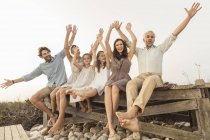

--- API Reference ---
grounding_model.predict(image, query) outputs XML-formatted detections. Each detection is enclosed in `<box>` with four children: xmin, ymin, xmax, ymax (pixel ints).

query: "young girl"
<box><xmin>104</xmin><ymin>21</ymin><xmax>137</xmax><ymax>139</ymax></box>
<box><xmin>66</xmin><ymin>29</ymin><xmax>110</xmax><ymax>108</ymax></box>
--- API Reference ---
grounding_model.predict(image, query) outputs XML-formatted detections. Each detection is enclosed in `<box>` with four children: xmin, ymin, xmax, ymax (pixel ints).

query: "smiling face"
<box><xmin>41</xmin><ymin>49</ymin><xmax>52</xmax><ymax>62</ymax></box>
<box><xmin>82</xmin><ymin>53</ymin><xmax>92</xmax><ymax>66</ymax></box>
<box><xmin>114</xmin><ymin>40</ymin><xmax>124</xmax><ymax>54</ymax></box>
<box><xmin>143</xmin><ymin>31</ymin><xmax>155</xmax><ymax>48</ymax></box>
<box><xmin>71</xmin><ymin>45</ymin><xmax>80</xmax><ymax>56</ymax></box>
<box><xmin>97</xmin><ymin>51</ymin><xmax>106</xmax><ymax>63</ymax></box>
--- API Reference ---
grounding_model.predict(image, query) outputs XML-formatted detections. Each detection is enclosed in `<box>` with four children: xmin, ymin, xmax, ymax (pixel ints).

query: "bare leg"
<box><xmin>48</xmin><ymin>88</ymin><xmax>67</xmax><ymax>134</ymax></box>
<box><xmin>86</xmin><ymin>98</ymin><xmax>92</xmax><ymax>113</ymax></box>
<box><xmin>104</xmin><ymin>86</ymin><xmax>115</xmax><ymax>137</ymax></box>
<box><xmin>30</xmin><ymin>87</ymin><xmax>54</xmax><ymax>120</ymax></box>
<box><xmin>50</xmin><ymin>87</ymin><xmax>60</xmax><ymax>114</ymax></box>
<box><xmin>79</xmin><ymin>101</ymin><xmax>86</xmax><ymax>112</ymax></box>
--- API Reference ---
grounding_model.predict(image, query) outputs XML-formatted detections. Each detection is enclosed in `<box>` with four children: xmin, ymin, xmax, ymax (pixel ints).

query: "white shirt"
<box><xmin>135</xmin><ymin>34</ymin><xmax>177</xmax><ymax>75</ymax></box>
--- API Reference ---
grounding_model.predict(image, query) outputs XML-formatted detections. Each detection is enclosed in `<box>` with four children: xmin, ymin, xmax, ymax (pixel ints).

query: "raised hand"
<box><xmin>185</xmin><ymin>2</ymin><xmax>202</xmax><ymax>19</ymax></box>
<box><xmin>66</xmin><ymin>24</ymin><xmax>72</xmax><ymax>34</ymax></box>
<box><xmin>72</xmin><ymin>25</ymin><xmax>78</xmax><ymax>34</ymax></box>
<box><xmin>114</xmin><ymin>20</ymin><xmax>122</xmax><ymax>30</ymax></box>
<box><xmin>109</xmin><ymin>23</ymin><xmax>115</xmax><ymax>30</ymax></box>
<box><xmin>99</xmin><ymin>28</ymin><xmax>104</xmax><ymax>35</ymax></box>
<box><xmin>0</xmin><ymin>79</ymin><xmax>13</xmax><ymax>89</ymax></box>
<box><xmin>126</xmin><ymin>23</ymin><xmax>132</xmax><ymax>31</ymax></box>
<box><xmin>91</xmin><ymin>43</ymin><xmax>97</xmax><ymax>56</ymax></box>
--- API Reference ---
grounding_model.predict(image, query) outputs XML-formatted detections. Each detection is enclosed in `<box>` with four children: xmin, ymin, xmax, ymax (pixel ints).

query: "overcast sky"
<box><xmin>0</xmin><ymin>0</ymin><xmax>209</xmax><ymax>102</ymax></box>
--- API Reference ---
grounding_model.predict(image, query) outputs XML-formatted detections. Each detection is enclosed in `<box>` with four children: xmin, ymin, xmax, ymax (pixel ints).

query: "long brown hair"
<box><xmin>113</xmin><ymin>38</ymin><xmax>128</xmax><ymax>60</ymax></box>
<box><xmin>96</xmin><ymin>51</ymin><xmax>106</xmax><ymax>72</ymax></box>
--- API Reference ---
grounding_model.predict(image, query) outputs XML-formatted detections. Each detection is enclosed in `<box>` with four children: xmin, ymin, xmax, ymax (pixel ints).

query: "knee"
<box><xmin>112</xmin><ymin>85</ymin><xmax>119</xmax><ymax>93</ymax></box>
<box><xmin>127</xmin><ymin>80</ymin><xmax>137</xmax><ymax>90</ymax></box>
<box><xmin>146</xmin><ymin>75</ymin><xmax>158</xmax><ymax>82</ymax></box>
<box><xmin>29</xmin><ymin>95</ymin><xmax>37</xmax><ymax>104</ymax></box>
<box><xmin>50</xmin><ymin>92</ymin><xmax>56</xmax><ymax>100</ymax></box>
<box><xmin>59</xmin><ymin>88</ymin><xmax>66</xmax><ymax>96</ymax></box>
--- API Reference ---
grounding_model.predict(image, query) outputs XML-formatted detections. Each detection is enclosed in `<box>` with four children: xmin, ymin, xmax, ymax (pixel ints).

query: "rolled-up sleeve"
<box><xmin>22</xmin><ymin>66</ymin><xmax>42</xmax><ymax>81</ymax></box>
<box><xmin>159</xmin><ymin>34</ymin><xmax>177</xmax><ymax>53</ymax></box>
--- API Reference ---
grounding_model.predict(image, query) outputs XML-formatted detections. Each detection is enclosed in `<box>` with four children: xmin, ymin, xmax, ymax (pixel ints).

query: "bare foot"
<box><xmin>80</xmin><ymin>107</ymin><xmax>86</xmax><ymax>112</ymax></box>
<box><xmin>103</xmin><ymin>123</ymin><xmax>109</xmax><ymax>130</ymax></box>
<box><xmin>86</xmin><ymin>107</ymin><xmax>92</xmax><ymax>113</ymax></box>
<box><xmin>120</xmin><ymin>118</ymin><xmax>140</xmax><ymax>132</ymax></box>
<box><xmin>116</xmin><ymin>107</ymin><xmax>139</xmax><ymax>121</ymax></box>
<box><xmin>49</xmin><ymin>114</ymin><xmax>58</xmax><ymax>125</ymax></box>
<box><xmin>48</xmin><ymin>120</ymin><xmax>64</xmax><ymax>134</ymax></box>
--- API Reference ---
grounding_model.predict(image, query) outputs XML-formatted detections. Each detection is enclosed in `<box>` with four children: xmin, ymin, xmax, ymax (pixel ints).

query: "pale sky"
<box><xmin>0</xmin><ymin>0</ymin><xmax>209</xmax><ymax>102</ymax></box>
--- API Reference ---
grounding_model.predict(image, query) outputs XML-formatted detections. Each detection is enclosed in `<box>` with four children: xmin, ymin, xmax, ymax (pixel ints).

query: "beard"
<box><xmin>45</xmin><ymin>55</ymin><xmax>52</xmax><ymax>62</ymax></box>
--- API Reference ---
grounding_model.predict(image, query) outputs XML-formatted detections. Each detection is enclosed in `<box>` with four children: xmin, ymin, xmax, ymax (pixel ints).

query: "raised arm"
<box><xmin>91</xmin><ymin>43</ymin><xmax>97</xmax><ymax>69</ymax></box>
<box><xmin>99</xmin><ymin>35</ymin><xmax>110</xmax><ymax>69</ymax></box>
<box><xmin>126</xmin><ymin>23</ymin><xmax>137</xmax><ymax>61</ymax></box>
<box><xmin>172</xmin><ymin>2</ymin><xmax>202</xmax><ymax>36</ymax></box>
<box><xmin>64</xmin><ymin>25</ymin><xmax>77</xmax><ymax>62</ymax></box>
<box><xmin>114</xmin><ymin>21</ymin><xmax>129</xmax><ymax>42</ymax></box>
<box><xmin>105</xmin><ymin>24</ymin><xmax>114</xmax><ymax>60</ymax></box>
<box><xmin>0</xmin><ymin>78</ymin><xmax>24</xmax><ymax>89</ymax></box>
<box><xmin>72</xmin><ymin>48</ymin><xmax>83</xmax><ymax>70</ymax></box>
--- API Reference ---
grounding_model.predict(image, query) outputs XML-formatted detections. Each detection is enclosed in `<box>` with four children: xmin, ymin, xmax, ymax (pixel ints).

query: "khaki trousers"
<box><xmin>126</xmin><ymin>72</ymin><xmax>163</xmax><ymax>112</ymax></box>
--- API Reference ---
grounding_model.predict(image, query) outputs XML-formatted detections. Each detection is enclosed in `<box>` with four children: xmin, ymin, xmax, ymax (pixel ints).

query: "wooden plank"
<box><xmin>43</xmin><ymin>112</ymin><xmax>48</xmax><ymax>128</ymax></box>
<box><xmin>196</xmin><ymin>99</ymin><xmax>210</xmax><ymax>140</ymax></box>
<box><xmin>150</xmin><ymin>89</ymin><xmax>202</xmax><ymax>100</ymax></box>
<box><xmin>10</xmin><ymin>125</ymin><xmax>21</xmax><ymax>140</ymax></box>
<box><xmin>139</xmin><ymin>121</ymin><xmax>203</xmax><ymax>140</ymax></box>
<box><xmin>16</xmin><ymin>124</ymin><xmax>29</xmax><ymax>140</ymax></box>
<box><xmin>141</xmin><ymin>100</ymin><xmax>198</xmax><ymax>116</ymax></box>
<box><xmin>66</xmin><ymin>106</ymin><xmax>107</xmax><ymax>122</ymax></box>
<box><xmin>0</xmin><ymin>127</ymin><xmax>5</xmax><ymax>140</ymax></box>
<box><xmin>5</xmin><ymin>126</ymin><xmax>12</xmax><ymax>140</ymax></box>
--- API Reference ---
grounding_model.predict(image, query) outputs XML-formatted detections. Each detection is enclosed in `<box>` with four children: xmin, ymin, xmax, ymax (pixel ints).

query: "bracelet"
<box><xmin>12</xmin><ymin>80</ymin><xmax>15</xmax><ymax>84</ymax></box>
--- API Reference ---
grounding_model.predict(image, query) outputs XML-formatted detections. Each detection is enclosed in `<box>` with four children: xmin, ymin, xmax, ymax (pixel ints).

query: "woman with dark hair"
<box><xmin>104</xmin><ymin>21</ymin><xmax>137</xmax><ymax>139</ymax></box>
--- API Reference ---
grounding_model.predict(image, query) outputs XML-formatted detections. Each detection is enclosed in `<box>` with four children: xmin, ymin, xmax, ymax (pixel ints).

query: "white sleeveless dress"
<box><xmin>62</xmin><ymin>59</ymin><xmax>82</xmax><ymax>87</ymax></box>
<box><xmin>75</xmin><ymin>67</ymin><xmax>110</xmax><ymax>96</ymax></box>
<box><xmin>71</xmin><ymin>66</ymin><xmax>95</xmax><ymax>88</ymax></box>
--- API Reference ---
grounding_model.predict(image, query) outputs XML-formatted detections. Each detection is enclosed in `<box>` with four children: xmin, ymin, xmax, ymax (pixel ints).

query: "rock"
<box><xmin>84</xmin><ymin>132</ymin><xmax>93</xmax><ymax>139</ymax></box>
<box><xmin>97</xmin><ymin>135</ymin><xmax>108</xmax><ymax>140</ymax></box>
<box><xmin>30</xmin><ymin>125</ymin><xmax>43</xmax><ymax>131</ymax></box>
<box><xmin>90</xmin><ymin>126</ymin><xmax>102</xmax><ymax>134</ymax></box>
<box><xmin>59</xmin><ymin>137</ymin><xmax>68</xmax><ymax>140</ymax></box>
<box><xmin>165</xmin><ymin>138</ymin><xmax>170</xmax><ymax>140</ymax></box>
<box><xmin>69</xmin><ymin>135</ymin><xmax>78</xmax><ymax>140</ymax></box>
<box><xmin>80</xmin><ymin>137</ymin><xmax>88</xmax><ymax>140</ymax></box>
<box><xmin>141</xmin><ymin>136</ymin><xmax>150</xmax><ymax>140</ymax></box>
<box><xmin>60</xmin><ymin>129</ymin><xmax>69</xmax><ymax>137</ymax></box>
<box><xmin>30</xmin><ymin>131</ymin><xmax>41</xmax><ymax>136</ymax></box>
<box><xmin>53</xmin><ymin>134</ymin><xmax>61</xmax><ymax>140</ymax></box>
<box><xmin>82</xmin><ymin>127</ymin><xmax>90</xmax><ymax>133</ymax></box>
<box><xmin>29</xmin><ymin>135</ymin><xmax>44</xmax><ymax>140</ymax></box>
<box><xmin>44</xmin><ymin>134</ymin><xmax>53</xmax><ymax>139</ymax></box>
<box><xmin>45</xmin><ymin>138</ymin><xmax>54</xmax><ymax>140</ymax></box>
<box><xmin>184</xmin><ymin>122</ymin><xmax>190</xmax><ymax>127</ymax></box>
<box><xmin>117</xmin><ymin>131</ymin><xmax>126</xmax><ymax>139</ymax></box>
<box><xmin>132</xmin><ymin>132</ymin><xmax>141</xmax><ymax>140</ymax></box>
<box><xmin>122</xmin><ymin>135</ymin><xmax>133</xmax><ymax>140</ymax></box>
<box><xmin>74</xmin><ymin>132</ymin><xmax>84</xmax><ymax>139</ymax></box>
<box><xmin>68</xmin><ymin>131</ymin><xmax>74</xmax><ymax>138</ymax></box>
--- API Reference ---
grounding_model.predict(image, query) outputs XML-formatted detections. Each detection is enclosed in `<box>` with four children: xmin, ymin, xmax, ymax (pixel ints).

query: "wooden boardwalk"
<box><xmin>0</xmin><ymin>124</ymin><xmax>29</xmax><ymax>140</ymax></box>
